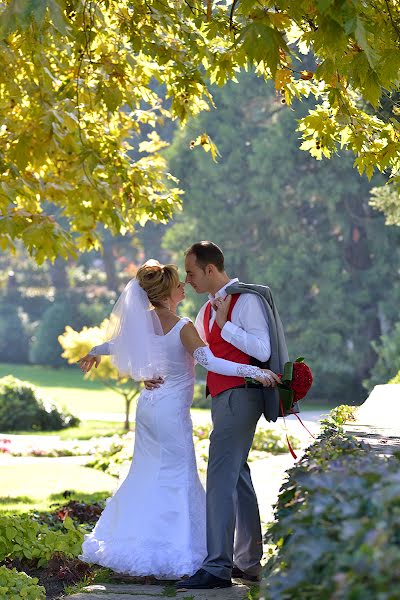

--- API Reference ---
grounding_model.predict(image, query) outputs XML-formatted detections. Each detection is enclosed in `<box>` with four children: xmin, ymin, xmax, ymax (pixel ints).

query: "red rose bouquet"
<box><xmin>277</xmin><ymin>357</ymin><xmax>314</xmax><ymax>459</ymax></box>
<box><xmin>277</xmin><ymin>357</ymin><xmax>313</xmax><ymax>416</ymax></box>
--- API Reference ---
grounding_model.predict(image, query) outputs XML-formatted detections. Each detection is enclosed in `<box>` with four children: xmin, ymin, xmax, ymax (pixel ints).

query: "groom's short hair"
<box><xmin>185</xmin><ymin>241</ymin><xmax>225</xmax><ymax>272</ymax></box>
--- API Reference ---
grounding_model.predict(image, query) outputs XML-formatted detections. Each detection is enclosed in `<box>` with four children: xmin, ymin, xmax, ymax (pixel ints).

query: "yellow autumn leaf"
<box><xmin>275</xmin><ymin>68</ymin><xmax>292</xmax><ymax>90</ymax></box>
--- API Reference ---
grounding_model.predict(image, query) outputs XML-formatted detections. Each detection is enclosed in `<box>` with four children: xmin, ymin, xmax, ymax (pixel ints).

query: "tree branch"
<box><xmin>384</xmin><ymin>0</ymin><xmax>400</xmax><ymax>41</ymax></box>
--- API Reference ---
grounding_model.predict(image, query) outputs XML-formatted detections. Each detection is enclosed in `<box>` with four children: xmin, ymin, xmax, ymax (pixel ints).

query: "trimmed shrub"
<box><xmin>0</xmin><ymin>565</ymin><xmax>45</xmax><ymax>600</ymax></box>
<box><xmin>261</xmin><ymin>423</ymin><xmax>400</xmax><ymax>600</ymax></box>
<box><xmin>0</xmin><ymin>376</ymin><xmax>79</xmax><ymax>431</ymax></box>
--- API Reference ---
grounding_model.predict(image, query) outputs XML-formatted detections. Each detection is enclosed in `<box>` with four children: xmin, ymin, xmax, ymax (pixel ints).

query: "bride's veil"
<box><xmin>105</xmin><ymin>278</ymin><xmax>167</xmax><ymax>381</ymax></box>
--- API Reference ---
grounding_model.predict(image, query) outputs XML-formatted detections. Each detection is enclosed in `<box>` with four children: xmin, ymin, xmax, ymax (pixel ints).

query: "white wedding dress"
<box><xmin>80</xmin><ymin>315</ymin><xmax>268</xmax><ymax>579</ymax></box>
<box><xmin>81</xmin><ymin>318</ymin><xmax>206</xmax><ymax>578</ymax></box>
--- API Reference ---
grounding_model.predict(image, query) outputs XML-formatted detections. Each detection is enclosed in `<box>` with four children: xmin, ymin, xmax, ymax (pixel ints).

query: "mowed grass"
<box><xmin>0</xmin><ymin>462</ymin><xmax>116</xmax><ymax>514</ymax></box>
<box><xmin>0</xmin><ymin>363</ymin><xmax>212</xmax><ymax>425</ymax></box>
<box><xmin>0</xmin><ymin>363</ymin><xmax>128</xmax><ymax>415</ymax></box>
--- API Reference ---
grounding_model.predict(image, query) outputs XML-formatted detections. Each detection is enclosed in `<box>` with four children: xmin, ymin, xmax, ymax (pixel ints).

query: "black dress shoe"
<box><xmin>231</xmin><ymin>565</ymin><xmax>261</xmax><ymax>582</ymax></box>
<box><xmin>175</xmin><ymin>568</ymin><xmax>232</xmax><ymax>589</ymax></box>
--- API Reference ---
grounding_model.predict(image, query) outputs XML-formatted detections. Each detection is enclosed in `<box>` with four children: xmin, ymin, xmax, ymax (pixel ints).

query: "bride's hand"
<box><xmin>254</xmin><ymin>369</ymin><xmax>281</xmax><ymax>387</ymax></box>
<box><xmin>144</xmin><ymin>377</ymin><xmax>164</xmax><ymax>390</ymax></box>
<box><xmin>78</xmin><ymin>354</ymin><xmax>101</xmax><ymax>373</ymax></box>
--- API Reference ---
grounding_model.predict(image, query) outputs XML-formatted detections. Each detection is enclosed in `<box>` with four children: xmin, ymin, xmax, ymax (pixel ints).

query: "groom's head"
<box><xmin>185</xmin><ymin>241</ymin><xmax>229</xmax><ymax>294</ymax></box>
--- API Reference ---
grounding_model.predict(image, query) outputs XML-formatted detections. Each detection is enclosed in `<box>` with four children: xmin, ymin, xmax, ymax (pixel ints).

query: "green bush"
<box><xmin>0</xmin><ymin>565</ymin><xmax>45</xmax><ymax>600</ymax></box>
<box><xmin>363</xmin><ymin>320</ymin><xmax>400</xmax><ymax>391</ymax></box>
<box><xmin>19</xmin><ymin>294</ymin><xmax>52</xmax><ymax>322</ymax></box>
<box><xmin>29</xmin><ymin>297</ymin><xmax>87</xmax><ymax>367</ymax></box>
<box><xmin>0</xmin><ymin>302</ymin><xmax>29</xmax><ymax>364</ymax></box>
<box><xmin>76</xmin><ymin>298</ymin><xmax>114</xmax><ymax>327</ymax></box>
<box><xmin>0</xmin><ymin>376</ymin><xmax>79</xmax><ymax>431</ymax></box>
<box><xmin>389</xmin><ymin>370</ymin><xmax>400</xmax><ymax>384</ymax></box>
<box><xmin>320</xmin><ymin>403</ymin><xmax>358</xmax><ymax>427</ymax></box>
<box><xmin>0</xmin><ymin>515</ymin><xmax>84</xmax><ymax>567</ymax></box>
<box><xmin>85</xmin><ymin>433</ymin><xmax>134</xmax><ymax>478</ymax></box>
<box><xmin>192</xmin><ymin>383</ymin><xmax>211</xmax><ymax>409</ymax></box>
<box><xmin>251</xmin><ymin>427</ymin><xmax>300</xmax><ymax>455</ymax></box>
<box><xmin>261</xmin><ymin>423</ymin><xmax>400</xmax><ymax>600</ymax></box>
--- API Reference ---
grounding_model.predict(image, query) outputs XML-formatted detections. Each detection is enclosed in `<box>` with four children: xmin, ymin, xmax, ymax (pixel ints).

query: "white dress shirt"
<box><xmin>195</xmin><ymin>278</ymin><xmax>271</xmax><ymax>363</ymax></box>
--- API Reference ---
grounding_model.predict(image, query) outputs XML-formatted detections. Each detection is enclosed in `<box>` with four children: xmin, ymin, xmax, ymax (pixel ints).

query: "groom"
<box><xmin>181</xmin><ymin>241</ymin><xmax>277</xmax><ymax>589</ymax></box>
<box><xmin>146</xmin><ymin>240</ymin><xmax>282</xmax><ymax>589</ymax></box>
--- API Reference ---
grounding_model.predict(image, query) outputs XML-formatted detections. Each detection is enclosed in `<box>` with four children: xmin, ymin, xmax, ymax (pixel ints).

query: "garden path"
<box><xmin>64</xmin><ymin>582</ymin><xmax>251</xmax><ymax>599</ymax></box>
<box><xmin>63</xmin><ymin>413</ymin><xmax>322</xmax><ymax>599</ymax></box>
<box><xmin>345</xmin><ymin>384</ymin><xmax>400</xmax><ymax>455</ymax></box>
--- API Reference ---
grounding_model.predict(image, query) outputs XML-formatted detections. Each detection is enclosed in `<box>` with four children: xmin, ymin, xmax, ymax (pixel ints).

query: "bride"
<box><xmin>78</xmin><ymin>260</ymin><xmax>278</xmax><ymax>580</ymax></box>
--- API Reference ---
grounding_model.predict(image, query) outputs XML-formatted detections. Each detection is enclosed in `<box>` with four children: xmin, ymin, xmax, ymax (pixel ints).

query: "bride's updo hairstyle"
<box><xmin>136</xmin><ymin>260</ymin><xmax>179</xmax><ymax>307</ymax></box>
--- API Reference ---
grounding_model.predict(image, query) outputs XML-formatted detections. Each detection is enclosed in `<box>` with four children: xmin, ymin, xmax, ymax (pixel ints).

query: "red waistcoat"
<box><xmin>203</xmin><ymin>294</ymin><xmax>250</xmax><ymax>398</ymax></box>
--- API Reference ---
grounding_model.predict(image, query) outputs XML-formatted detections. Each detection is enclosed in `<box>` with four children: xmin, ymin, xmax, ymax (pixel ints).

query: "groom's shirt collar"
<box><xmin>208</xmin><ymin>278</ymin><xmax>239</xmax><ymax>302</ymax></box>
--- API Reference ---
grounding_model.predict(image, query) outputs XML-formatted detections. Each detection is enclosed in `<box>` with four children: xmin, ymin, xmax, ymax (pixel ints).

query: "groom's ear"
<box><xmin>205</xmin><ymin>264</ymin><xmax>215</xmax><ymax>276</ymax></box>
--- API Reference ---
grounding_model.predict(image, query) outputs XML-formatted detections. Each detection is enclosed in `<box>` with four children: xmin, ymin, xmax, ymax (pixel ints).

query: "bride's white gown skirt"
<box><xmin>81</xmin><ymin>319</ymin><xmax>206</xmax><ymax>579</ymax></box>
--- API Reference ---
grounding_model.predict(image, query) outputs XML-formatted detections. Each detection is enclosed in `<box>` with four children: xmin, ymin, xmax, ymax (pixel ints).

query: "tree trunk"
<box><xmin>48</xmin><ymin>258</ymin><xmax>69</xmax><ymax>290</ymax></box>
<box><xmin>103</xmin><ymin>243</ymin><xmax>118</xmax><ymax>293</ymax></box>
<box><xmin>124</xmin><ymin>395</ymin><xmax>131</xmax><ymax>431</ymax></box>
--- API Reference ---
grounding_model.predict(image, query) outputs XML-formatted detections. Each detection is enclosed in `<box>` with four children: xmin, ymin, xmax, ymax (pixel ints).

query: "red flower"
<box><xmin>291</xmin><ymin>361</ymin><xmax>313</xmax><ymax>402</ymax></box>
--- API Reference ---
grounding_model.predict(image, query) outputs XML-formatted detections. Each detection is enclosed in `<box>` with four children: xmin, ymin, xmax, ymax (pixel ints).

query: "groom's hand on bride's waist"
<box><xmin>143</xmin><ymin>377</ymin><xmax>164</xmax><ymax>390</ymax></box>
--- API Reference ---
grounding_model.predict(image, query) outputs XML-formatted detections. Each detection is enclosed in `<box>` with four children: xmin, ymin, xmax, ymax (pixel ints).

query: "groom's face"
<box><xmin>185</xmin><ymin>254</ymin><xmax>210</xmax><ymax>294</ymax></box>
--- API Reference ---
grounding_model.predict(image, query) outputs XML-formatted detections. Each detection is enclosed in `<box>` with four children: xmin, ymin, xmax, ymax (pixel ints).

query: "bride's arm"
<box><xmin>88</xmin><ymin>342</ymin><xmax>112</xmax><ymax>356</ymax></box>
<box><xmin>180</xmin><ymin>322</ymin><xmax>280</xmax><ymax>387</ymax></box>
<box><xmin>78</xmin><ymin>341</ymin><xmax>113</xmax><ymax>374</ymax></box>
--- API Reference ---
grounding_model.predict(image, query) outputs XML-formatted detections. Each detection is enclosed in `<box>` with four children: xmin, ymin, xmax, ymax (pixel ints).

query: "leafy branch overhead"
<box><xmin>1</xmin><ymin>0</ymin><xmax>400</xmax><ymax>262</ymax></box>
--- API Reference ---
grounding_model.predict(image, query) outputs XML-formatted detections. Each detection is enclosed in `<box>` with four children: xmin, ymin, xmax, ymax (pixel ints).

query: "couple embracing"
<box><xmin>78</xmin><ymin>241</ymin><xmax>289</xmax><ymax>589</ymax></box>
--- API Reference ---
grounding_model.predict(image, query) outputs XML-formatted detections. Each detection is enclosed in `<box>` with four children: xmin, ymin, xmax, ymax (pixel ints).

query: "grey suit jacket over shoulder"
<box><xmin>226</xmin><ymin>282</ymin><xmax>291</xmax><ymax>422</ymax></box>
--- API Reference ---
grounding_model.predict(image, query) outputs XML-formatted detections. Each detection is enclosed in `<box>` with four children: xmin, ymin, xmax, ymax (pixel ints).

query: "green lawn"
<box><xmin>0</xmin><ymin>364</ymin><xmax>327</xmax><ymax>515</ymax></box>
<box><xmin>0</xmin><ymin>363</ymin><xmax>129</xmax><ymax>415</ymax></box>
<box><xmin>0</xmin><ymin>462</ymin><xmax>116</xmax><ymax>514</ymax></box>
<box><xmin>0</xmin><ymin>364</ymin><xmax>216</xmax><ymax>426</ymax></box>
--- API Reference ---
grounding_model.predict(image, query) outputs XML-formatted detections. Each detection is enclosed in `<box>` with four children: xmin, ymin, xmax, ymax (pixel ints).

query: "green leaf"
<box><xmin>103</xmin><ymin>84</ymin><xmax>123</xmax><ymax>112</ymax></box>
<box><xmin>354</xmin><ymin>17</ymin><xmax>378</xmax><ymax>68</ymax></box>
<box><xmin>48</xmin><ymin>0</ymin><xmax>71</xmax><ymax>36</ymax></box>
<box><xmin>62</xmin><ymin>516</ymin><xmax>75</xmax><ymax>531</ymax></box>
<box><xmin>282</xmin><ymin>361</ymin><xmax>293</xmax><ymax>382</ymax></box>
<box><xmin>0</xmin><ymin>0</ymin><xmax>48</xmax><ymax>36</ymax></box>
<box><xmin>237</xmin><ymin>23</ymin><xmax>284</xmax><ymax>73</ymax></box>
<box><xmin>316</xmin><ymin>0</ymin><xmax>335</xmax><ymax>12</ymax></box>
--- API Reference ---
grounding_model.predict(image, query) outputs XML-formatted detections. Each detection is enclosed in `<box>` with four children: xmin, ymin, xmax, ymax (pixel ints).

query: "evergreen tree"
<box><xmin>164</xmin><ymin>74</ymin><xmax>400</xmax><ymax>403</ymax></box>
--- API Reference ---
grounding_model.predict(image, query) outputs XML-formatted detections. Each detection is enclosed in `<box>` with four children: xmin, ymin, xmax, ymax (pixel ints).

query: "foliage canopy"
<box><xmin>1</xmin><ymin>0</ymin><xmax>400</xmax><ymax>260</ymax></box>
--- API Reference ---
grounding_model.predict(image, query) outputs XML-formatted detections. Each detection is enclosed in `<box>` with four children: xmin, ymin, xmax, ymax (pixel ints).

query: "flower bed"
<box><xmin>85</xmin><ymin>424</ymin><xmax>300</xmax><ymax>478</ymax></box>
<box><xmin>0</xmin><ymin>431</ymin><xmax>135</xmax><ymax>458</ymax></box>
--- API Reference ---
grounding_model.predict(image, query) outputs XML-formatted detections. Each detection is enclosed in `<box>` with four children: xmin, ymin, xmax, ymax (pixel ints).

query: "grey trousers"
<box><xmin>202</xmin><ymin>387</ymin><xmax>264</xmax><ymax>580</ymax></box>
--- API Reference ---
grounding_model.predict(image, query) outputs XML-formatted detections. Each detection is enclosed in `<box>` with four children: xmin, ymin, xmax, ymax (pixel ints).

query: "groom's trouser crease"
<box><xmin>203</xmin><ymin>387</ymin><xmax>263</xmax><ymax>581</ymax></box>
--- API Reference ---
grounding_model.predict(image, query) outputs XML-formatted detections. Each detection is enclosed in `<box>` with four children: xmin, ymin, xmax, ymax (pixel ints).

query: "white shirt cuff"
<box><xmin>221</xmin><ymin>320</ymin><xmax>240</xmax><ymax>343</ymax></box>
